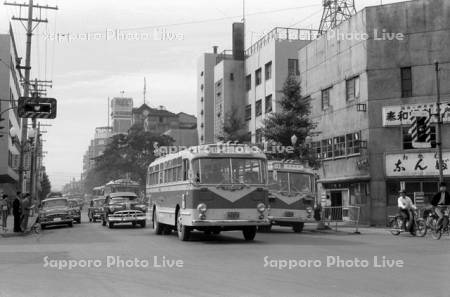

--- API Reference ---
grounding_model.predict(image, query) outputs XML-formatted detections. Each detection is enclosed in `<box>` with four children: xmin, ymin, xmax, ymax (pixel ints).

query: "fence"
<box><xmin>320</xmin><ymin>206</ymin><xmax>361</xmax><ymax>234</ymax></box>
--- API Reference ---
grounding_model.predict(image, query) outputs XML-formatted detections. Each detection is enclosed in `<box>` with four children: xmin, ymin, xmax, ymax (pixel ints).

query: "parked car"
<box><xmin>39</xmin><ymin>198</ymin><xmax>73</xmax><ymax>229</ymax></box>
<box><xmin>101</xmin><ymin>192</ymin><xmax>147</xmax><ymax>228</ymax></box>
<box><xmin>88</xmin><ymin>198</ymin><xmax>105</xmax><ymax>223</ymax></box>
<box><xmin>68</xmin><ymin>199</ymin><xmax>82</xmax><ymax>224</ymax></box>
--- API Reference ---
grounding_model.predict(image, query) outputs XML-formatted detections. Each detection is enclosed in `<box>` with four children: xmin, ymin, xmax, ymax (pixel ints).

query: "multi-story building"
<box><xmin>111</xmin><ymin>97</ymin><xmax>133</xmax><ymax>134</ymax></box>
<box><xmin>0</xmin><ymin>27</ymin><xmax>23</xmax><ymax>196</ymax></box>
<box><xmin>197</xmin><ymin>23</ymin><xmax>317</xmax><ymax>143</ymax></box>
<box><xmin>300</xmin><ymin>0</ymin><xmax>450</xmax><ymax>225</ymax></box>
<box><xmin>82</xmin><ymin>126</ymin><xmax>112</xmax><ymax>175</ymax></box>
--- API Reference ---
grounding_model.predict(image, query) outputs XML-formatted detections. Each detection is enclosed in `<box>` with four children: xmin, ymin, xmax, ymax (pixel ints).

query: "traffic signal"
<box><xmin>18</xmin><ymin>97</ymin><xmax>57</xmax><ymax>119</ymax></box>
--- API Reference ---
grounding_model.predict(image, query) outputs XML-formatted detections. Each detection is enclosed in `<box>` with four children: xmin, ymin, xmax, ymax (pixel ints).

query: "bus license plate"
<box><xmin>284</xmin><ymin>211</ymin><xmax>294</xmax><ymax>217</ymax></box>
<box><xmin>227</xmin><ymin>212</ymin><xmax>240</xmax><ymax>219</ymax></box>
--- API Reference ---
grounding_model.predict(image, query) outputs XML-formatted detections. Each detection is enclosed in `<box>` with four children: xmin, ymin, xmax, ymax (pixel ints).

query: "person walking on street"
<box><xmin>21</xmin><ymin>193</ymin><xmax>31</xmax><ymax>232</ymax></box>
<box><xmin>1</xmin><ymin>194</ymin><xmax>9</xmax><ymax>232</ymax></box>
<box><xmin>13</xmin><ymin>192</ymin><xmax>22</xmax><ymax>232</ymax></box>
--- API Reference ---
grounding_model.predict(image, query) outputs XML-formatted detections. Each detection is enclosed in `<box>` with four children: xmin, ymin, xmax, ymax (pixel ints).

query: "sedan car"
<box><xmin>88</xmin><ymin>198</ymin><xmax>105</xmax><ymax>222</ymax></box>
<box><xmin>39</xmin><ymin>198</ymin><xmax>73</xmax><ymax>228</ymax></box>
<box><xmin>68</xmin><ymin>199</ymin><xmax>82</xmax><ymax>224</ymax></box>
<box><xmin>101</xmin><ymin>192</ymin><xmax>147</xmax><ymax>228</ymax></box>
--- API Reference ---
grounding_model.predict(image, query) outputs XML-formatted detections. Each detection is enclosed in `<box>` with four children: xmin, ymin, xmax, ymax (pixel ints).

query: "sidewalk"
<box><xmin>0</xmin><ymin>213</ymin><xmax>36</xmax><ymax>237</ymax></box>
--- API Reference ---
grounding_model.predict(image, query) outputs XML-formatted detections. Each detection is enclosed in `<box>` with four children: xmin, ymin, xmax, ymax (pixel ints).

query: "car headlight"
<box><xmin>257</xmin><ymin>203</ymin><xmax>266</xmax><ymax>213</ymax></box>
<box><xmin>197</xmin><ymin>203</ymin><xmax>207</xmax><ymax>213</ymax></box>
<box><xmin>306</xmin><ymin>207</ymin><xmax>313</xmax><ymax>214</ymax></box>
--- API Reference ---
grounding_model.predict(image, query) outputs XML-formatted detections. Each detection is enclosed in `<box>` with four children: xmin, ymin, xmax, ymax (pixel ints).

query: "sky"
<box><xmin>0</xmin><ymin>0</ymin><xmax>405</xmax><ymax>190</ymax></box>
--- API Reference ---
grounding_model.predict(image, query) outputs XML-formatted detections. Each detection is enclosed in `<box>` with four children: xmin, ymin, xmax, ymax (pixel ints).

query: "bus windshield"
<box><xmin>192</xmin><ymin>158</ymin><xmax>266</xmax><ymax>185</ymax></box>
<box><xmin>269</xmin><ymin>171</ymin><xmax>312</xmax><ymax>193</ymax></box>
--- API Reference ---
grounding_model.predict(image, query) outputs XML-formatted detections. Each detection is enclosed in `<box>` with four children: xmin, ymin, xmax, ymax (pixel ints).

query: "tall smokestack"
<box><xmin>232</xmin><ymin>22</ymin><xmax>245</xmax><ymax>60</ymax></box>
<box><xmin>213</xmin><ymin>46</ymin><xmax>218</xmax><ymax>54</ymax></box>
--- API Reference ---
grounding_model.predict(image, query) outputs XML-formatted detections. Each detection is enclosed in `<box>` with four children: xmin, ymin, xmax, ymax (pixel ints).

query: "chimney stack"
<box><xmin>213</xmin><ymin>46</ymin><xmax>218</xmax><ymax>54</ymax></box>
<box><xmin>232</xmin><ymin>22</ymin><xmax>245</xmax><ymax>60</ymax></box>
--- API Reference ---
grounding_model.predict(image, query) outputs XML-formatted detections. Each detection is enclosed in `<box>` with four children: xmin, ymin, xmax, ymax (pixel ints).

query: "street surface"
<box><xmin>0</xmin><ymin>211</ymin><xmax>449</xmax><ymax>297</ymax></box>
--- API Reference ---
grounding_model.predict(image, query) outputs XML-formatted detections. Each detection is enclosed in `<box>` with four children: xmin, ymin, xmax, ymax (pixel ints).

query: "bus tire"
<box><xmin>140</xmin><ymin>220</ymin><xmax>146</xmax><ymax>228</ymax></box>
<box><xmin>242</xmin><ymin>226</ymin><xmax>257</xmax><ymax>241</ymax></box>
<box><xmin>293</xmin><ymin>223</ymin><xmax>304</xmax><ymax>233</ymax></box>
<box><xmin>176</xmin><ymin>210</ymin><xmax>190</xmax><ymax>241</ymax></box>
<box><xmin>108</xmin><ymin>222</ymin><xmax>114</xmax><ymax>229</ymax></box>
<box><xmin>153</xmin><ymin>209</ymin><xmax>163</xmax><ymax>235</ymax></box>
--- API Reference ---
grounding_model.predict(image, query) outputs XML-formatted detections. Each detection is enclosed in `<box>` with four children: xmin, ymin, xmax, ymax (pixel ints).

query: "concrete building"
<box><xmin>0</xmin><ymin>27</ymin><xmax>23</xmax><ymax>196</ymax></box>
<box><xmin>197</xmin><ymin>23</ymin><xmax>317</xmax><ymax>143</ymax></box>
<box><xmin>300</xmin><ymin>0</ymin><xmax>450</xmax><ymax>225</ymax></box>
<box><xmin>111</xmin><ymin>97</ymin><xmax>133</xmax><ymax>134</ymax></box>
<box><xmin>82</xmin><ymin>126</ymin><xmax>112</xmax><ymax>175</ymax></box>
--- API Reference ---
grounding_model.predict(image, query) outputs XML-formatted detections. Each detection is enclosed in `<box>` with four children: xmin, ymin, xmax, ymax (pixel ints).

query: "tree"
<box><xmin>39</xmin><ymin>172</ymin><xmax>51</xmax><ymax>201</ymax></box>
<box><xmin>263</xmin><ymin>75</ymin><xmax>318</xmax><ymax>167</ymax></box>
<box><xmin>84</xmin><ymin>125</ymin><xmax>174</xmax><ymax>192</ymax></box>
<box><xmin>217</xmin><ymin>106</ymin><xmax>251</xmax><ymax>143</ymax></box>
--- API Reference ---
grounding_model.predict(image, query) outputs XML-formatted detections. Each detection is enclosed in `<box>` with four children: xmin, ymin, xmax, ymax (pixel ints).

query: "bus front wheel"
<box><xmin>153</xmin><ymin>209</ymin><xmax>164</xmax><ymax>235</ymax></box>
<box><xmin>177</xmin><ymin>210</ymin><xmax>190</xmax><ymax>241</ymax></box>
<box><xmin>242</xmin><ymin>226</ymin><xmax>257</xmax><ymax>241</ymax></box>
<box><xmin>293</xmin><ymin>223</ymin><xmax>304</xmax><ymax>233</ymax></box>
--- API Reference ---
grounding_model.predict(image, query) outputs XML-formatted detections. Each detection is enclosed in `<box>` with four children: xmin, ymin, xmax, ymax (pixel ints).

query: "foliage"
<box><xmin>263</xmin><ymin>75</ymin><xmax>319</xmax><ymax>167</ymax></box>
<box><xmin>217</xmin><ymin>106</ymin><xmax>251</xmax><ymax>143</ymax></box>
<box><xmin>39</xmin><ymin>171</ymin><xmax>51</xmax><ymax>200</ymax></box>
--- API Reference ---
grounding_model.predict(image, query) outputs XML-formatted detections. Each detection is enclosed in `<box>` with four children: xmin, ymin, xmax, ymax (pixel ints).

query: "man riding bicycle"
<box><xmin>430</xmin><ymin>182</ymin><xmax>450</xmax><ymax>229</ymax></box>
<box><xmin>397</xmin><ymin>189</ymin><xmax>416</xmax><ymax>234</ymax></box>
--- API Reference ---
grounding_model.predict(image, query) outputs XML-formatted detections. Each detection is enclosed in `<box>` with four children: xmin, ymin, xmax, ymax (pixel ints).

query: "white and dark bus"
<box><xmin>146</xmin><ymin>144</ymin><xmax>270</xmax><ymax>241</ymax></box>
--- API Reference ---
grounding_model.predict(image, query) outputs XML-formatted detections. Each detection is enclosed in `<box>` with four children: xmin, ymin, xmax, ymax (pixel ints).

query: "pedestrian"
<box><xmin>13</xmin><ymin>192</ymin><xmax>22</xmax><ymax>232</ymax></box>
<box><xmin>21</xmin><ymin>193</ymin><xmax>31</xmax><ymax>232</ymax></box>
<box><xmin>1</xmin><ymin>194</ymin><xmax>8</xmax><ymax>232</ymax></box>
<box><xmin>430</xmin><ymin>182</ymin><xmax>450</xmax><ymax>229</ymax></box>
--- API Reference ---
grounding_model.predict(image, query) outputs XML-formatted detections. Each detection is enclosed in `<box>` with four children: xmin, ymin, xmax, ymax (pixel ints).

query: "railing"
<box><xmin>320</xmin><ymin>206</ymin><xmax>361</xmax><ymax>234</ymax></box>
<box><xmin>245</xmin><ymin>27</ymin><xmax>320</xmax><ymax>57</ymax></box>
<box><xmin>215</xmin><ymin>50</ymin><xmax>234</xmax><ymax>65</ymax></box>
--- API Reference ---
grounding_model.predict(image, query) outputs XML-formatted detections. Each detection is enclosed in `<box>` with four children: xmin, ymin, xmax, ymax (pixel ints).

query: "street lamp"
<box><xmin>28</xmin><ymin>128</ymin><xmax>36</xmax><ymax>139</ymax></box>
<box><xmin>291</xmin><ymin>134</ymin><xmax>298</xmax><ymax>146</ymax></box>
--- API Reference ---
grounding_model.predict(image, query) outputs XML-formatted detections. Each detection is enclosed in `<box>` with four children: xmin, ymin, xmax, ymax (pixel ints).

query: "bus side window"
<box><xmin>183</xmin><ymin>159</ymin><xmax>189</xmax><ymax>181</ymax></box>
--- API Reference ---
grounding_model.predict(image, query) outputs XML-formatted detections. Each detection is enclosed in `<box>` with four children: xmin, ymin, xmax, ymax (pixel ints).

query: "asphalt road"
<box><xmin>0</xmin><ymin>212</ymin><xmax>449</xmax><ymax>297</ymax></box>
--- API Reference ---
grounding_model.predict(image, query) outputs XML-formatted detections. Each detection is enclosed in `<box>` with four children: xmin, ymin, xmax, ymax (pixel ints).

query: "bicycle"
<box><xmin>430</xmin><ymin>205</ymin><xmax>449</xmax><ymax>240</ymax></box>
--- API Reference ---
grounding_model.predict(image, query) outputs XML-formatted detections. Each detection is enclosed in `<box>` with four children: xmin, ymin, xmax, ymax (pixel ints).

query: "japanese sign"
<box><xmin>382</xmin><ymin>103</ymin><xmax>450</xmax><ymax>127</ymax></box>
<box><xmin>386</xmin><ymin>152</ymin><xmax>450</xmax><ymax>177</ymax></box>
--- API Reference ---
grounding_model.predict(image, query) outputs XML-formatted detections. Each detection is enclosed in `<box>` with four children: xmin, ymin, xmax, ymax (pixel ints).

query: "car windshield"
<box><xmin>43</xmin><ymin>199</ymin><xmax>67</xmax><ymax>208</ymax></box>
<box><xmin>192</xmin><ymin>158</ymin><xmax>266</xmax><ymax>185</ymax></box>
<box><xmin>93</xmin><ymin>200</ymin><xmax>104</xmax><ymax>207</ymax></box>
<box><xmin>68</xmin><ymin>201</ymin><xmax>78</xmax><ymax>207</ymax></box>
<box><xmin>110</xmin><ymin>196</ymin><xmax>137</xmax><ymax>204</ymax></box>
<box><xmin>269</xmin><ymin>171</ymin><xmax>312</xmax><ymax>193</ymax></box>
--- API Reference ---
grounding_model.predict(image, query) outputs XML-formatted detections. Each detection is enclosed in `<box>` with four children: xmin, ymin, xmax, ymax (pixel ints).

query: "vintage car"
<box><xmin>88</xmin><ymin>198</ymin><xmax>105</xmax><ymax>223</ymax></box>
<box><xmin>68</xmin><ymin>199</ymin><xmax>82</xmax><ymax>224</ymax></box>
<box><xmin>39</xmin><ymin>198</ymin><xmax>73</xmax><ymax>228</ymax></box>
<box><xmin>101</xmin><ymin>192</ymin><xmax>147</xmax><ymax>228</ymax></box>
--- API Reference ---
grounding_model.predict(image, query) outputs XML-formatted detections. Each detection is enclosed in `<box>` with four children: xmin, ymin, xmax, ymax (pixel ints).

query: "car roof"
<box><xmin>93</xmin><ymin>198</ymin><xmax>105</xmax><ymax>201</ymax></box>
<box><xmin>109</xmin><ymin>192</ymin><xmax>137</xmax><ymax>198</ymax></box>
<box><xmin>42</xmin><ymin>197</ymin><xmax>68</xmax><ymax>202</ymax></box>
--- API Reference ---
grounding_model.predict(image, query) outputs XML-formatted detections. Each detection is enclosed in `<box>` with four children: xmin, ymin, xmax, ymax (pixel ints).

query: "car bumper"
<box><xmin>41</xmin><ymin>219</ymin><xmax>73</xmax><ymax>226</ymax></box>
<box><xmin>191</xmin><ymin>219</ymin><xmax>270</xmax><ymax>226</ymax></box>
<box><xmin>108</xmin><ymin>215</ymin><xmax>146</xmax><ymax>222</ymax></box>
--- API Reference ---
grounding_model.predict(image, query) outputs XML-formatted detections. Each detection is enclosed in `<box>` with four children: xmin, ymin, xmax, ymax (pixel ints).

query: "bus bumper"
<box><xmin>191</xmin><ymin>219</ymin><xmax>270</xmax><ymax>226</ymax></box>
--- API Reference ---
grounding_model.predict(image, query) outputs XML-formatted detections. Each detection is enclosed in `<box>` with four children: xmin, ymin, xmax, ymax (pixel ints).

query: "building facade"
<box><xmin>82</xmin><ymin>126</ymin><xmax>112</xmax><ymax>176</ymax></box>
<box><xmin>300</xmin><ymin>0</ymin><xmax>450</xmax><ymax>225</ymax></box>
<box><xmin>0</xmin><ymin>28</ymin><xmax>23</xmax><ymax>196</ymax></box>
<box><xmin>111</xmin><ymin>97</ymin><xmax>133</xmax><ymax>134</ymax></box>
<box><xmin>197</xmin><ymin>51</ymin><xmax>217</xmax><ymax>144</ymax></box>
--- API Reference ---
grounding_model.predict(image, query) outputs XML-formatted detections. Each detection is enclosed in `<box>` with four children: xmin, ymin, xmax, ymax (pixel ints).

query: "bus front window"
<box><xmin>289</xmin><ymin>173</ymin><xmax>312</xmax><ymax>193</ymax></box>
<box><xmin>269</xmin><ymin>171</ymin><xmax>289</xmax><ymax>192</ymax></box>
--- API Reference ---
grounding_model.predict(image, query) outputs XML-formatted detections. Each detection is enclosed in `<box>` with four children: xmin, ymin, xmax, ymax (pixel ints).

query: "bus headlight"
<box><xmin>306</xmin><ymin>207</ymin><xmax>313</xmax><ymax>214</ymax></box>
<box><xmin>257</xmin><ymin>203</ymin><xmax>266</xmax><ymax>213</ymax></box>
<box><xmin>197</xmin><ymin>203</ymin><xmax>207</xmax><ymax>213</ymax></box>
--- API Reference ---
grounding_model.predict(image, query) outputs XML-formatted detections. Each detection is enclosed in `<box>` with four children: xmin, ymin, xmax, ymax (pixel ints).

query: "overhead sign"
<box><xmin>385</xmin><ymin>152</ymin><xmax>450</xmax><ymax>177</ymax></box>
<box><xmin>382</xmin><ymin>103</ymin><xmax>450</xmax><ymax>127</ymax></box>
<box><xmin>18</xmin><ymin>97</ymin><xmax>57</xmax><ymax>119</ymax></box>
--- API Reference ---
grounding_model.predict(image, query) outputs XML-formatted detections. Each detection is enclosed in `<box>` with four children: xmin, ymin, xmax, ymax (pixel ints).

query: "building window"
<box><xmin>246</xmin><ymin>74</ymin><xmax>251</xmax><ymax>91</ymax></box>
<box><xmin>402</xmin><ymin>127</ymin><xmax>436</xmax><ymax>150</ymax></box>
<box><xmin>321</xmin><ymin>139</ymin><xmax>333</xmax><ymax>159</ymax></box>
<box><xmin>333</xmin><ymin>136</ymin><xmax>346</xmax><ymax>157</ymax></box>
<box><xmin>200</xmin><ymin>84</ymin><xmax>204</xmax><ymax>90</ymax></box>
<box><xmin>288</xmin><ymin>59</ymin><xmax>299</xmax><ymax>76</ymax></box>
<box><xmin>245</xmin><ymin>105</ymin><xmax>251</xmax><ymax>121</ymax></box>
<box><xmin>255</xmin><ymin>68</ymin><xmax>262</xmax><ymax>86</ymax></box>
<box><xmin>346</xmin><ymin>132</ymin><xmax>361</xmax><ymax>155</ymax></box>
<box><xmin>265</xmin><ymin>95</ymin><xmax>272</xmax><ymax>113</ymax></box>
<box><xmin>311</xmin><ymin>141</ymin><xmax>322</xmax><ymax>159</ymax></box>
<box><xmin>255</xmin><ymin>100</ymin><xmax>262</xmax><ymax>117</ymax></box>
<box><xmin>321</xmin><ymin>87</ymin><xmax>331</xmax><ymax>110</ymax></box>
<box><xmin>230</xmin><ymin>73</ymin><xmax>234</xmax><ymax>81</ymax></box>
<box><xmin>255</xmin><ymin>129</ymin><xmax>263</xmax><ymax>143</ymax></box>
<box><xmin>200</xmin><ymin>71</ymin><xmax>204</xmax><ymax>77</ymax></box>
<box><xmin>200</xmin><ymin>97</ymin><xmax>203</xmax><ymax>102</ymax></box>
<box><xmin>265</xmin><ymin>61</ymin><xmax>272</xmax><ymax>80</ymax></box>
<box><xmin>346</xmin><ymin>76</ymin><xmax>360</xmax><ymax>102</ymax></box>
<box><xmin>401</xmin><ymin>67</ymin><xmax>412</xmax><ymax>98</ymax></box>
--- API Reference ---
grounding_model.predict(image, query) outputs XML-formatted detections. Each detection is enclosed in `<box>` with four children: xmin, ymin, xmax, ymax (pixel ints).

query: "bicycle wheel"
<box><xmin>431</xmin><ymin>218</ymin><xmax>442</xmax><ymax>240</ymax></box>
<box><xmin>390</xmin><ymin>216</ymin><xmax>402</xmax><ymax>236</ymax></box>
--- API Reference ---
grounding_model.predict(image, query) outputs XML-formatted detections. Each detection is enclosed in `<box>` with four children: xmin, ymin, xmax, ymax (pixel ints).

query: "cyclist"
<box><xmin>430</xmin><ymin>182</ymin><xmax>450</xmax><ymax>229</ymax></box>
<box><xmin>397</xmin><ymin>189</ymin><xmax>416</xmax><ymax>234</ymax></box>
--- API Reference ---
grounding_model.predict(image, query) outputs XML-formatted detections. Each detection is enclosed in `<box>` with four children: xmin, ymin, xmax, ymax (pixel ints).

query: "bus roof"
<box><xmin>105</xmin><ymin>179</ymin><xmax>139</xmax><ymax>186</ymax></box>
<box><xmin>149</xmin><ymin>144</ymin><xmax>267</xmax><ymax>169</ymax></box>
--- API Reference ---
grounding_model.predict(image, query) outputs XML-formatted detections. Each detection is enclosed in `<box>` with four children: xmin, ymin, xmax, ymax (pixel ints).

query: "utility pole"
<box><xmin>435</xmin><ymin>61</ymin><xmax>444</xmax><ymax>183</ymax></box>
<box><xmin>4</xmin><ymin>0</ymin><xmax>58</xmax><ymax>194</ymax></box>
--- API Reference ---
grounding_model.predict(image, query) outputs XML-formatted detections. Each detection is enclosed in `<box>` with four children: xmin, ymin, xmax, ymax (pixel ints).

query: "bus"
<box><xmin>92</xmin><ymin>186</ymin><xmax>104</xmax><ymax>198</ymax></box>
<box><xmin>266</xmin><ymin>161</ymin><xmax>317</xmax><ymax>233</ymax></box>
<box><xmin>146</xmin><ymin>144</ymin><xmax>270</xmax><ymax>241</ymax></box>
<box><xmin>104</xmin><ymin>179</ymin><xmax>140</xmax><ymax>197</ymax></box>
